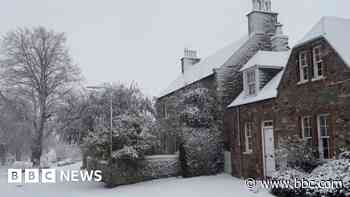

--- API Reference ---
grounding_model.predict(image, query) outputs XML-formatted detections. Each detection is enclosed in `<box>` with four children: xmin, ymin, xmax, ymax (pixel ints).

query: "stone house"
<box><xmin>227</xmin><ymin>16</ymin><xmax>350</xmax><ymax>178</ymax></box>
<box><xmin>156</xmin><ymin>0</ymin><xmax>289</xmax><ymax>173</ymax></box>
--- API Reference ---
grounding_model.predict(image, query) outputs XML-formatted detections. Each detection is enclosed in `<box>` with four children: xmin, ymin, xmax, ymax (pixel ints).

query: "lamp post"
<box><xmin>86</xmin><ymin>84</ymin><xmax>113</xmax><ymax>160</ymax></box>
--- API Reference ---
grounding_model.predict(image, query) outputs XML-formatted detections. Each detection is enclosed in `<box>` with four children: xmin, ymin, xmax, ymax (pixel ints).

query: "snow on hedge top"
<box><xmin>296</xmin><ymin>16</ymin><xmax>350</xmax><ymax>66</ymax></box>
<box><xmin>240</xmin><ymin>51</ymin><xmax>290</xmax><ymax>71</ymax></box>
<box><xmin>158</xmin><ymin>35</ymin><xmax>249</xmax><ymax>98</ymax></box>
<box><xmin>228</xmin><ymin>50</ymin><xmax>291</xmax><ymax>108</ymax></box>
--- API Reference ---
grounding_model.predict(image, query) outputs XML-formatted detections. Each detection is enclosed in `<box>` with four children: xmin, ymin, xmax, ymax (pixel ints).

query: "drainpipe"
<box><xmin>236</xmin><ymin>106</ymin><xmax>243</xmax><ymax>178</ymax></box>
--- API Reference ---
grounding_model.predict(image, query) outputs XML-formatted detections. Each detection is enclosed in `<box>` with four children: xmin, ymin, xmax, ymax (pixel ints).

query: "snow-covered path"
<box><xmin>0</xmin><ymin>163</ymin><xmax>273</xmax><ymax>197</ymax></box>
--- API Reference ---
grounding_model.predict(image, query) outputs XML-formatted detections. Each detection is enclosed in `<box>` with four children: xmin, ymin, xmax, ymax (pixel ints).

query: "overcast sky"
<box><xmin>1</xmin><ymin>0</ymin><xmax>349</xmax><ymax>97</ymax></box>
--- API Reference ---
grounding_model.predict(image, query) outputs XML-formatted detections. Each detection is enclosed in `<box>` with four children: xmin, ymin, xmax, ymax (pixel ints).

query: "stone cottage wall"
<box><xmin>227</xmin><ymin>37</ymin><xmax>350</xmax><ymax>179</ymax></box>
<box><xmin>227</xmin><ymin>99</ymin><xmax>277</xmax><ymax>178</ymax></box>
<box><xmin>276</xmin><ymin>37</ymin><xmax>350</xmax><ymax>157</ymax></box>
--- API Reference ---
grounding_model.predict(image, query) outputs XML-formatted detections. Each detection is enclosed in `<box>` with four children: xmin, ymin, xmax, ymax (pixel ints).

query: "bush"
<box><xmin>276</xmin><ymin>135</ymin><xmax>319</xmax><ymax>172</ymax></box>
<box><xmin>179</xmin><ymin>128</ymin><xmax>223</xmax><ymax>177</ymax></box>
<box><xmin>339</xmin><ymin>151</ymin><xmax>350</xmax><ymax>160</ymax></box>
<box><xmin>271</xmin><ymin>168</ymin><xmax>307</xmax><ymax>197</ymax></box>
<box><xmin>306</xmin><ymin>159</ymin><xmax>350</xmax><ymax>197</ymax></box>
<box><xmin>271</xmin><ymin>156</ymin><xmax>350</xmax><ymax>197</ymax></box>
<box><xmin>177</xmin><ymin>87</ymin><xmax>223</xmax><ymax>177</ymax></box>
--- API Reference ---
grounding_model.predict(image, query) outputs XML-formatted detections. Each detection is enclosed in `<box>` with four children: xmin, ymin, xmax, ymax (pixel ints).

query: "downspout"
<box><xmin>236</xmin><ymin>106</ymin><xmax>243</xmax><ymax>178</ymax></box>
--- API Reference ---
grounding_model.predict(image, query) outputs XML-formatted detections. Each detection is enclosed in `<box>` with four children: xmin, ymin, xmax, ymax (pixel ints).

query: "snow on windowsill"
<box><xmin>243</xmin><ymin>151</ymin><xmax>253</xmax><ymax>155</ymax></box>
<box><xmin>311</xmin><ymin>76</ymin><xmax>326</xmax><ymax>81</ymax></box>
<box><xmin>297</xmin><ymin>80</ymin><xmax>309</xmax><ymax>85</ymax></box>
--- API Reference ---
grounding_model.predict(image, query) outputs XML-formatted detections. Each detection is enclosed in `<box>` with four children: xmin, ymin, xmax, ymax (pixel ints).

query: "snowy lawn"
<box><xmin>0</xmin><ymin>163</ymin><xmax>274</xmax><ymax>197</ymax></box>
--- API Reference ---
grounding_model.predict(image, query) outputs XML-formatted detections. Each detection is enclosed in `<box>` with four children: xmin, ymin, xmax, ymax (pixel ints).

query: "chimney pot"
<box><xmin>181</xmin><ymin>48</ymin><xmax>200</xmax><ymax>74</ymax></box>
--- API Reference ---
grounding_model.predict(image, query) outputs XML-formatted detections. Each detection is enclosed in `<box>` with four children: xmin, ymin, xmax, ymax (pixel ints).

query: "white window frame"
<box><xmin>245</xmin><ymin>69</ymin><xmax>257</xmax><ymax>96</ymax></box>
<box><xmin>299</xmin><ymin>51</ymin><xmax>309</xmax><ymax>83</ymax></box>
<box><xmin>317</xmin><ymin>114</ymin><xmax>330</xmax><ymax>159</ymax></box>
<box><xmin>312</xmin><ymin>45</ymin><xmax>324</xmax><ymax>80</ymax></box>
<box><xmin>244</xmin><ymin>122</ymin><xmax>253</xmax><ymax>154</ymax></box>
<box><xmin>163</xmin><ymin>104</ymin><xmax>168</xmax><ymax>119</ymax></box>
<box><xmin>301</xmin><ymin>116</ymin><xmax>313</xmax><ymax>143</ymax></box>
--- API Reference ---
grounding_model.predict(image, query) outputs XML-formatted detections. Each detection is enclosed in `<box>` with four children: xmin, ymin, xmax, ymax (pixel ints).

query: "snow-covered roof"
<box><xmin>228</xmin><ymin>70</ymin><xmax>284</xmax><ymax>108</ymax></box>
<box><xmin>158</xmin><ymin>35</ymin><xmax>249</xmax><ymax>98</ymax></box>
<box><xmin>296</xmin><ymin>16</ymin><xmax>350</xmax><ymax>66</ymax></box>
<box><xmin>228</xmin><ymin>50</ymin><xmax>291</xmax><ymax>108</ymax></box>
<box><xmin>240</xmin><ymin>51</ymin><xmax>291</xmax><ymax>71</ymax></box>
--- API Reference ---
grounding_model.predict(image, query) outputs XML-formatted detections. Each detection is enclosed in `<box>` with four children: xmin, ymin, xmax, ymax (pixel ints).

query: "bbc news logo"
<box><xmin>8</xmin><ymin>169</ymin><xmax>102</xmax><ymax>184</ymax></box>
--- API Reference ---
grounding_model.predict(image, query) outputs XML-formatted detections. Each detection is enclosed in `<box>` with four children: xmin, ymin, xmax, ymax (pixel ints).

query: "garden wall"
<box><xmin>87</xmin><ymin>154</ymin><xmax>180</xmax><ymax>187</ymax></box>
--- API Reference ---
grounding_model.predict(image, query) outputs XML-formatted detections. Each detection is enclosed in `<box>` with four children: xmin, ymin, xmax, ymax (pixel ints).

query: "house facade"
<box><xmin>227</xmin><ymin>16</ymin><xmax>350</xmax><ymax>178</ymax></box>
<box><xmin>156</xmin><ymin>0</ymin><xmax>289</xmax><ymax>158</ymax></box>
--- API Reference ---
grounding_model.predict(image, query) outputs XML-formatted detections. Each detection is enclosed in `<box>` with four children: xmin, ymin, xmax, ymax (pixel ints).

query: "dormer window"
<box><xmin>246</xmin><ymin>70</ymin><xmax>256</xmax><ymax>96</ymax></box>
<box><xmin>299</xmin><ymin>51</ymin><xmax>309</xmax><ymax>82</ymax></box>
<box><xmin>313</xmin><ymin>45</ymin><xmax>324</xmax><ymax>79</ymax></box>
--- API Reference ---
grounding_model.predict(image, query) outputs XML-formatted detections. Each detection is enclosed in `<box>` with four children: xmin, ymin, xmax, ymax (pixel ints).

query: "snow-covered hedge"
<box><xmin>179</xmin><ymin>127</ymin><xmax>223</xmax><ymax>177</ymax></box>
<box><xmin>177</xmin><ymin>87</ymin><xmax>224</xmax><ymax>177</ymax></box>
<box><xmin>87</xmin><ymin>154</ymin><xmax>180</xmax><ymax>187</ymax></box>
<box><xmin>271</xmin><ymin>157</ymin><xmax>350</xmax><ymax>197</ymax></box>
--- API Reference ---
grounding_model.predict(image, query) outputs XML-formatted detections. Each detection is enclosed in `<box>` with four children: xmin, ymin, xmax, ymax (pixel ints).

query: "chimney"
<box><xmin>247</xmin><ymin>0</ymin><xmax>278</xmax><ymax>35</ymax></box>
<box><xmin>181</xmin><ymin>48</ymin><xmax>200</xmax><ymax>74</ymax></box>
<box><xmin>271</xmin><ymin>23</ymin><xmax>289</xmax><ymax>51</ymax></box>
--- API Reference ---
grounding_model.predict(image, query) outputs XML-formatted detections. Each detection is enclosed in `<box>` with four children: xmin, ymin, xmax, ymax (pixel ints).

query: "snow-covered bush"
<box><xmin>180</xmin><ymin>127</ymin><xmax>223</xmax><ymax>177</ymax></box>
<box><xmin>81</xmin><ymin>84</ymin><xmax>157</xmax><ymax>162</ymax></box>
<box><xmin>271</xmin><ymin>168</ymin><xmax>308</xmax><ymax>197</ymax></box>
<box><xmin>112</xmin><ymin>146</ymin><xmax>139</xmax><ymax>160</ymax></box>
<box><xmin>178</xmin><ymin>88</ymin><xmax>223</xmax><ymax>177</ymax></box>
<box><xmin>276</xmin><ymin>135</ymin><xmax>319</xmax><ymax>172</ymax></box>
<box><xmin>179</xmin><ymin>88</ymin><xmax>216</xmax><ymax>128</ymax></box>
<box><xmin>339</xmin><ymin>151</ymin><xmax>350</xmax><ymax>160</ymax></box>
<box><xmin>271</xmin><ymin>156</ymin><xmax>350</xmax><ymax>197</ymax></box>
<box><xmin>305</xmin><ymin>159</ymin><xmax>350</xmax><ymax>197</ymax></box>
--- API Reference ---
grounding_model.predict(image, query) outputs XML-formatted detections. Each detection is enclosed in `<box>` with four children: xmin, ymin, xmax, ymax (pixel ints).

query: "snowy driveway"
<box><xmin>0</xmin><ymin>163</ymin><xmax>273</xmax><ymax>197</ymax></box>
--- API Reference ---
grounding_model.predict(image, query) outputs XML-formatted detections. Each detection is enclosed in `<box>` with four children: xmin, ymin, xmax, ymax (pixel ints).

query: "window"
<box><xmin>163</xmin><ymin>104</ymin><xmax>168</xmax><ymax>119</ymax></box>
<box><xmin>313</xmin><ymin>46</ymin><xmax>324</xmax><ymax>79</ymax></box>
<box><xmin>301</xmin><ymin>116</ymin><xmax>312</xmax><ymax>144</ymax></box>
<box><xmin>299</xmin><ymin>51</ymin><xmax>309</xmax><ymax>82</ymax></box>
<box><xmin>244</xmin><ymin>122</ymin><xmax>253</xmax><ymax>153</ymax></box>
<box><xmin>246</xmin><ymin>70</ymin><xmax>256</xmax><ymax>96</ymax></box>
<box><xmin>263</xmin><ymin>121</ymin><xmax>273</xmax><ymax>127</ymax></box>
<box><xmin>317</xmin><ymin>114</ymin><xmax>330</xmax><ymax>159</ymax></box>
<box><xmin>258</xmin><ymin>0</ymin><xmax>262</xmax><ymax>10</ymax></box>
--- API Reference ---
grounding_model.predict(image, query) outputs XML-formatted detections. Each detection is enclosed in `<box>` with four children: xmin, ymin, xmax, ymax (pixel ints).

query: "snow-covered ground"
<box><xmin>0</xmin><ymin>163</ymin><xmax>273</xmax><ymax>197</ymax></box>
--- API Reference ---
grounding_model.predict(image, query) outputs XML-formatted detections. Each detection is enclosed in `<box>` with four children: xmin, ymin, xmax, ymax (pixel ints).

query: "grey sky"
<box><xmin>1</xmin><ymin>0</ymin><xmax>349</xmax><ymax>97</ymax></box>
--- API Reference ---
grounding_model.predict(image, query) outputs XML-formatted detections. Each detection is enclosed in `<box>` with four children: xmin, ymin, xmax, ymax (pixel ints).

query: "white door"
<box><xmin>262</xmin><ymin>121</ymin><xmax>276</xmax><ymax>177</ymax></box>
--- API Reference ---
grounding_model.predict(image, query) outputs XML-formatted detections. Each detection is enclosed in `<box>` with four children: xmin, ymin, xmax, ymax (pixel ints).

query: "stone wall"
<box><xmin>227</xmin><ymin>99</ymin><xmax>276</xmax><ymax>178</ymax></box>
<box><xmin>87</xmin><ymin>154</ymin><xmax>180</xmax><ymax>187</ymax></box>
<box><xmin>227</xmin><ymin>37</ymin><xmax>350</xmax><ymax>179</ymax></box>
<box><xmin>276</xmin><ymin>37</ymin><xmax>350</xmax><ymax>156</ymax></box>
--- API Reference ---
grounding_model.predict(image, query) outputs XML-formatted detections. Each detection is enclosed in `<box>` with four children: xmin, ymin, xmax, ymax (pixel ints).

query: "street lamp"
<box><xmin>86</xmin><ymin>84</ymin><xmax>113</xmax><ymax>160</ymax></box>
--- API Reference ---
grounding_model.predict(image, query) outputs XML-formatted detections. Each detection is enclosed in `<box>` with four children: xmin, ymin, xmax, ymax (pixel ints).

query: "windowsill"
<box><xmin>297</xmin><ymin>80</ymin><xmax>309</xmax><ymax>85</ymax></box>
<box><xmin>243</xmin><ymin>151</ymin><xmax>253</xmax><ymax>155</ymax></box>
<box><xmin>311</xmin><ymin>76</ymin><xmax>326</xmax><ymax>81</ymax></box>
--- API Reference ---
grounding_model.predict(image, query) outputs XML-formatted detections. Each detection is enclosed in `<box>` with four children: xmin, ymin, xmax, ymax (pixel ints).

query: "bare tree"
<box><xmin>0</xmin><ymin>27</ymin><xmax>81</xmax><ymax>166</ymax></box>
